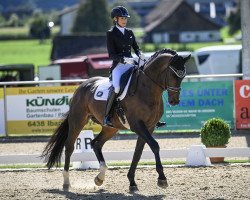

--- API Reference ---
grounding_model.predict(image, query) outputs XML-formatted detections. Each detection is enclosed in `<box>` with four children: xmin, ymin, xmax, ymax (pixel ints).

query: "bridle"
<box><xmin>166</xmin><ymin>65</ymin><xmax>186</xmax><ymax>93</ymax></box>
<box><xmin>142</xmin><ymin>62</ymin><xmax>186</xmax><ymax>93</ymax></box>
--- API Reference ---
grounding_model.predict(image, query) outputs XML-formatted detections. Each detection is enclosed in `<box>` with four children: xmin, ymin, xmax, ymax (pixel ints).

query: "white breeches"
<box><xmin>112</xmin><ymin>63</ymin><xmax>134</xmax><ymax>93</ymax></box>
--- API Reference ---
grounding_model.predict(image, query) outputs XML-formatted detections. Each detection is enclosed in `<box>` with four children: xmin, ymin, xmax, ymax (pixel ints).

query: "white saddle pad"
<box><xmin>94</xmin><ymin>76</ymin><xmax>132</xmax><ymax>101</ymax></box>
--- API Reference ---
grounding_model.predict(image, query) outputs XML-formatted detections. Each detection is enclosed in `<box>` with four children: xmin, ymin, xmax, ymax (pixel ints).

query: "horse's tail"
<box><xmin>41</xmin><ymin>112</ymin><xmax>69</xmax><ymax>169</ymax></box>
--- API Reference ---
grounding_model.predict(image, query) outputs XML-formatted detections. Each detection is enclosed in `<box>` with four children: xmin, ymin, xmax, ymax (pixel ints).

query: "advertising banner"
<box><xmin>159</xmin><ymin>81</ymin><xmax>234</xmax><ymax>130</ymax></box>
<box><xmin>6</xmin><ymin>86</ymin><xmax>101</xmax><ymax>135</ymax></box>
<box><xmin>235</xmin><ymin>80</ymin><xmax>250</xmax><ymax>129</ymax></box>
<box><xmin>0</xmin><ymin>88</ymin><xmax>5</xmax><ymax>136</ymax></box>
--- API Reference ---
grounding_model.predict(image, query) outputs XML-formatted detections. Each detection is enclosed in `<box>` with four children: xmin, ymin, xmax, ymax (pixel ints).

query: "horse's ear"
<box><xmin>183</xmin><ymin>54</ymin><xmax>191</xmax><ymax>62</ymax></box>
<box><xmin>170</xmin><ymin>54</ymin><xmax>179</xmax><ymax>64</ymax></box>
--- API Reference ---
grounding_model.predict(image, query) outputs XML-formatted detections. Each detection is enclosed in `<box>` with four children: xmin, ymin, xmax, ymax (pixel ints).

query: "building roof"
<box><xmin>58</xmin><ymin>4</ymin><xmax>79</xmax><ymax>16</ymax></box>
<box><xmin>145</xmin><ymin>0</ymin><xmax>221</xmax><ymax>33</ymax></box>
<box><xmin>50</xmin><ymin>35</ymin><xmax>107</xmax><ymax>61</ymax></box>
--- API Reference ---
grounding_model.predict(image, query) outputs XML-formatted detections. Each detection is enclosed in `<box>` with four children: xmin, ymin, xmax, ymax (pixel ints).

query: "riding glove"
<box><xmin>123</xmin><ymin>57</ymin><xmax>134</xmax><ymax>64</ymax></box>
<box><xmin>140</xmin><ymin>53</ymin><xmax>146</xmax><ymax>62</ymax></box>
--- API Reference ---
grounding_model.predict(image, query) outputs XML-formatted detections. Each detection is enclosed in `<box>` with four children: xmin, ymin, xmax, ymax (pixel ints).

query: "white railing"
<box><xmin>0</xmin><ymin>146</ymin><xmax>249</xmax><ymax>166</ymax></box>
<box><xmin>0</xmin><ymin>73</ymin><xmax>244</xmax><ymax>87</ymax></box>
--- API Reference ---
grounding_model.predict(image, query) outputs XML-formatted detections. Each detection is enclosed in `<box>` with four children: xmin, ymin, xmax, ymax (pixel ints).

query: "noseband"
<box><xmin>165</xmin><ymin>65</ymin><xmax>186</xmax><ymax>93</ymax></box>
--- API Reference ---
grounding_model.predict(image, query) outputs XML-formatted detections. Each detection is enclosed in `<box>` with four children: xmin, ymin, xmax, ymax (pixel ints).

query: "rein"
<box><xmin>137</xmin><ymin>49</ymin><xmax>186</xmax><ymax>93</ymax></box>
<box><xmin>142</xmin><ymin>64</ymin><xmax>185</xmax><ymax>93</ymax></box>
<box><xmin>142</xmin><ymin>69</ymin><xmax>165</xmax><ymax>90</ymax></box>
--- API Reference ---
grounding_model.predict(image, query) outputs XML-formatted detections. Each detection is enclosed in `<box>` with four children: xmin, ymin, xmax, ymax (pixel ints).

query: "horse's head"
<box><xmin>165</xmin><ymin>54</ymin><xmax>190</xmax><ymax>105</ymax></box>
<box><xmin>143</xmin><ymin>49</ymin><xmax>190</xmax><ymax>105</ymax></box>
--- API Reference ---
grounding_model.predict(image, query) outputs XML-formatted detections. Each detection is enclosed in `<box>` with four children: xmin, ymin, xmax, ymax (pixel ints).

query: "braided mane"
<box><xmin>143</xmin><ymin>49</ymin><xmax>177</xmax><ymax>69</ymax></box>
<box><xmin>147</xmin><ymin>48</ymin><xmax>176</xmax><ymax>63</ymax></box>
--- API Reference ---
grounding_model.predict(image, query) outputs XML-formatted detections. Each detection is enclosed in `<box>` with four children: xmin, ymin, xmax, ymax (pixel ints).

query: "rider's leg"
<box><xmin>103</xmin><ymin>87</ymin><xmax>116</xmax><ymax>126</ymax></box>
<box><xmin>112</xmin><ymin>63</ymin><xmax>133</xmax><ymax>93</ymax></box>
<box><xmin>103</xmin><ymin>63</ymin><xmax>133</xmax><ymax>126</ymax></box>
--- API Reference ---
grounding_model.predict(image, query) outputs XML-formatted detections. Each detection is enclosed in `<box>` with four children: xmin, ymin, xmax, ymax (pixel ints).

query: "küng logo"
<box><xmin>26</xmin><ymin>96</ymin><xmax>70</xmax><ymax>107</ymax></box>
<box><xmin>239</xmin><ymin>85</ymin><xmax>250</xmax><ymax>98</ymax></box>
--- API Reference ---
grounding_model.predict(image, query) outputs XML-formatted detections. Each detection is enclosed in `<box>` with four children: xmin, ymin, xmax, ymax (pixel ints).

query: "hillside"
<box><xmin>0</xmin><ymin>0</ymin><xmax>80</xmax><ymax>12</ymax></box>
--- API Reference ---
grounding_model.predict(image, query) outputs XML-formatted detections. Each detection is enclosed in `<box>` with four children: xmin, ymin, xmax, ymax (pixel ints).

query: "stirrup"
<box><xmin>103</xmin><ymin>116</ymin><xmax>113</xmax><ymax>127</ymax></box>
<box><xmin>156</xmin><ymin>121</ymin><xmax>166</xmax><ymax>128</ymax></box>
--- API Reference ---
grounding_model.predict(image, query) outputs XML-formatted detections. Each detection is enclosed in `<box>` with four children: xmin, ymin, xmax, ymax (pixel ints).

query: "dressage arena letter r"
<box><xmin>85</xmin><ymin>138</ymin><xmax>93</xmax><ymax>150</ymax></box>
<box><xmin>76</xmin><ymin>138</ymin><xmax>81</xmax><ymax>150</ymax></box>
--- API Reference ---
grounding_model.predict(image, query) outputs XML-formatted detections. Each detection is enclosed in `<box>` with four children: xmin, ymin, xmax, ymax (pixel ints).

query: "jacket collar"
<box><xmin>116</xmin><ymin>25</ymin><xmax>125</xmax><ymax>34</ymax></box>
<box><xmin>113</xmin><ymin>26</ymin><xmax>128</xmax><ymax>37</ymax></box>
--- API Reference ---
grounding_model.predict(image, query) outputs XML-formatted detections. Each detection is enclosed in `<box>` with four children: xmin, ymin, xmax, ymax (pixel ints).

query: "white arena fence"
<box><xmin>0</xmin><ymin>73</ymin><xmax>244</xmax><ymax>87</ymax></box>
<box><xmin>0</xmin><ymin>146</ymin><xmax>249</xmax><ymax>167</ymax></box>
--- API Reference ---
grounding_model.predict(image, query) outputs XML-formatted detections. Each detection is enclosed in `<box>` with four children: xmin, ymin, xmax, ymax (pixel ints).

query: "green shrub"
<box><xmin>200</xmin><ymin>118</ymin><xmax>231</xmax><ymax>147</ymax></box>
<box><xmin>29</xmin><ymin>16</ymin><xmax>50</xmax><ymax>39</ymax></box>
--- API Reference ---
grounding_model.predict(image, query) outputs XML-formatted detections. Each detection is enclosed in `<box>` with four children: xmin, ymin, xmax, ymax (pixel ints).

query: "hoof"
<box><xmin>129</xmin><ymin>185</ymin><xmax>139</xmax><ymax>193</ymax></box>
<box><xmin>157</xmin><ymin>179</ymin><xmax>168</xmax><ymax>188</ymax></box>
<box><xmin>94</xmin><ymin>176</ymin><xmax>104</xmax><ymax>186</ymax></box>
<box><xmin>63</xmin><ymin>184</ymin><xmax>71</xmax><ymax>191</ymax></box>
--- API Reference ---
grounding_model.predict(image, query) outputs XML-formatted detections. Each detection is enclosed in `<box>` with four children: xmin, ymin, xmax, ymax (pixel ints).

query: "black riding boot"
<box><xmin>103</xmin><ymin>88</ymin><xmax>116</xmax><ymax>126</ymax></box>
<box><xmin>156</xmin><ymin>121</ymin><xmax>166</xmax><ymax>128</ymax></box>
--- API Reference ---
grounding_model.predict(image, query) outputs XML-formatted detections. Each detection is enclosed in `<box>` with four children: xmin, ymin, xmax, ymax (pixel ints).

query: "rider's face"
<box><xmin>117</xmin><ymin>17</ymin><xmax>127</xmax><ymax>27</ymax></box>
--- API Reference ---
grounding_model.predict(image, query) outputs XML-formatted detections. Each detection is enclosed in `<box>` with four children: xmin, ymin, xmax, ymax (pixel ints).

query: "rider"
<box><xmin>103</xmin><ymin>6</ymin><xmax>166</xmax><ymax>129</ymax></box>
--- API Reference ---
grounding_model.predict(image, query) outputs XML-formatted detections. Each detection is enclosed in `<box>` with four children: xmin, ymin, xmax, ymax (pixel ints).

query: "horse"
<box><xmin>42</xmin><ymin>49</ymin><xmax>190</xmax><ymax>191</ymax></box>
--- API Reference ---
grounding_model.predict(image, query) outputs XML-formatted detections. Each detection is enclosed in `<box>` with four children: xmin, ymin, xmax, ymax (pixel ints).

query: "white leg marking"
<box><xmin>63</xmin><ymin>170</ymin><xmax>70</xmax><ymax>185</ymax></box>
<box><xmin>97</xmin><ymin>161</ymin><xmax>108</xmax><ymax>181</ymax></box>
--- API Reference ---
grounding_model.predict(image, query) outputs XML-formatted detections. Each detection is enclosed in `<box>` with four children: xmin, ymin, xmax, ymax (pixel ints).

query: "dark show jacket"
<box><xmin>106</xmin><ymin>26</ymin><xmax>141</xmax><ymax>70</ymax></box>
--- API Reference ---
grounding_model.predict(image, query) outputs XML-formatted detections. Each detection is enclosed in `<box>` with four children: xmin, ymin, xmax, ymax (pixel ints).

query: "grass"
<box><xmin>0</xmin><ymin>26</ymin><xmax>241</xmax><ymax>74</ymax></box>
<box><xmin>142</xmin><ymin>40</ymin><xmax>241</xmax><ymax>52</ymax></box>
<box><xmin>0</xmin><ymin>39</ymin><xmax>52</xmax><ymax>71</ymax></box>
<box><xmin>0</xmin><ymin>164</ymin><xmax>47</xmax><ymax>169</ymax></box>
<box><xmin>0</xmin><ymin>26</ymin><xmax>60</xmax><ymax>38</ymax></box>
<box><xmin>0</xmin><ymin>159</ymin><xmax>249</xmax><ymax>169</ymax></box>
<box><xmin>0</xmin><ymin>26</ymin><xmax>59</xmax><ymax>72</ymax></box>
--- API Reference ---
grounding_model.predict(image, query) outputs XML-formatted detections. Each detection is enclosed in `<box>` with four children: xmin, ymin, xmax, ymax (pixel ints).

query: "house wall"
<box><xmin>60</xmin><ymin>10</ymin><xmax>77</xmax><ymax>35</ymax></box>
<box><xmin>154</xmin><ymin>3</ymin><xmax>221</xmax><ymax>32</ymax></box>
<box><xmin>151</xmin><ymin>30</ymin><xmax>220</xmax><ymax>43</ymax></box>
<box><xmin>145</xmin><ymin>2</ymin><xmax>221</xmax><ymax>43</ymax></box>
<box><xmin>180</xmin><ymin>31</ymin><xmax>221</xmax><ymax>42</ymax></box>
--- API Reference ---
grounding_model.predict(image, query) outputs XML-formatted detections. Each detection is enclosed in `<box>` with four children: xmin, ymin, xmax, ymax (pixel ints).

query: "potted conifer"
<box><xmin>200</xmin><ymin>118</ymin><xmax>231</xmax><ymax>163</ymax></box>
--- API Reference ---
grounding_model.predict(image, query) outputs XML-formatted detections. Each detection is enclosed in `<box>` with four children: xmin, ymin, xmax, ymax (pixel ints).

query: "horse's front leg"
<box><xmin>91</xmin><ymin>126</ymin><xmax>118</xmax><ymax>186</ymax></box>
<box><xmin>127</xmin><ymin>136</ymin><xmax>145</xmax><ymax>192</ymax></box>
<box><xmin>132</xmin><ymin>121</ymin><xmax>168</xmax><ymax>188</ymax></box>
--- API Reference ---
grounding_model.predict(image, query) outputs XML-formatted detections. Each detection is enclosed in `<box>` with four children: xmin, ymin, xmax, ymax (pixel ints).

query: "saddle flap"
<box><xmin>94</xmin><ymin>67</ymin><xmax>137</xmax><ymax>101</ymax></box>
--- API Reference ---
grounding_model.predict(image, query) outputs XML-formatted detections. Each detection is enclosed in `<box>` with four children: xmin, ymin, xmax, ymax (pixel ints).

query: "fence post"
<box><xmin>3</xmin><ymin>85</ymin><xmax>8</xmax><ymax>136</ymax></box>
<box><xmin>186</xmin><ymin>145</ymin><xmax>211</xmax><ymax>166</ymax></box>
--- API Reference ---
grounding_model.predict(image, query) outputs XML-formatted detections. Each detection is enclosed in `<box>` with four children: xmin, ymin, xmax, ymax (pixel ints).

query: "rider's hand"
<box><xmin>123</xmin><ymin>57</ymin><xmax>134</xmax><ymax>64</ymax></box>
<box><xmin>140</xmin><ymin>53</ymin><xmax>146</xmax><ymax>62</ymax></box>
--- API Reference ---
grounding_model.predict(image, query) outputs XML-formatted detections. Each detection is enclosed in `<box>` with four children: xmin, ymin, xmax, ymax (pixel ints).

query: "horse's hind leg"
<box><xmin>63</xmin><ymin>111</ymin><xmax>89</xmax><ymax>190</ymax></box>
<box><xmin>91</xmin><ymin>126</ymin><xmax>118</xmax><ymax>186</ymax></box>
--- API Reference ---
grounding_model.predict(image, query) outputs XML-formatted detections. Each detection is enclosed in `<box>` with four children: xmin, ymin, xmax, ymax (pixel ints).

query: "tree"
<box><xmin>0</xmin><ymin>14</ymin><xmax>6</xmax><ymax>27</ymax></box>
<box><xmin>7</xmin><ymin>13</ymin><xmax>21</xmax><ymax>27</ymax></box>
<box><xmin>227</xmin><ymin>5</ymin><xmax>241</xmax><ymax>35</ymax></box>
<box><xmin>72</xmin><ymin>0</ymin><xmax>111</xmax><ymax>33</ymax></box>
<box><xmin>29</xmin><ymin>13</ymin><xmax>50</xmax><ymax>41</ymax></box>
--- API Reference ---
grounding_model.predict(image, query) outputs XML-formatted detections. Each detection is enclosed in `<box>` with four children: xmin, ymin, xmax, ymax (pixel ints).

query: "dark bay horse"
<box><xmin>42</xmin><ymin>49</ymin><xmax>190</xmax><ymax>191</ymax></box>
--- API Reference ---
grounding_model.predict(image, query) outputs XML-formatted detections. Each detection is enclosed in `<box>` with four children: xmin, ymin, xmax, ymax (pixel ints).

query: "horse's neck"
<box><xmin>142</xmin><ymin>55</ymin><xmax>169</xmax><ymax>92</ymax></box>
<box><xmin>138</xmin><ymin>69</ymin><xmax>163</xmax><ymax>98</ymax></box>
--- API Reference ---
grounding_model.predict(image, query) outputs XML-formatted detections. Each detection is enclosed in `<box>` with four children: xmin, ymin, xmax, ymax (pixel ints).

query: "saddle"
<box><xmin>94</xmin><ymin>65</ymin><xmax>141</xmax><ymax>128</ymax></box>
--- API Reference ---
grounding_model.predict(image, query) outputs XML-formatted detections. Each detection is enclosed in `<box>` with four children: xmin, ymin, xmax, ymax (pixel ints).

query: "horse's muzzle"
<box><xmin>168</xmin><ymin>97</ymin><xmax>180</xmax><ymax>106</ymax></box>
